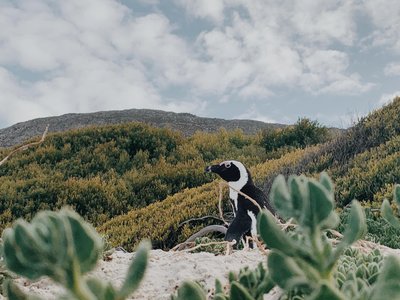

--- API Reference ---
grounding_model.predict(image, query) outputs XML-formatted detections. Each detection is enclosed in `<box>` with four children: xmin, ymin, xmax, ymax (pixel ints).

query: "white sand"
<box><xmin>9</xmin><ymin>249</ymin><xmax>272</xmax><ymax>299</ymax></box>
<box><xmin>6</xmin><ymin>245</ymin><xmax>400</xmax><ymax>299</ymax></box>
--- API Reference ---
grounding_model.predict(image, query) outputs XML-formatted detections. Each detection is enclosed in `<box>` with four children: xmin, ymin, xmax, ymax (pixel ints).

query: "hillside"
<box><xmin>0</xmin><ymin>97</ymin><xmax>399</xmax><ymax>252</ymax></box>
<box><xmin>0</xmin><ymin>108</ymin><xmax>285</xmax><ymax>148</ymax></box>
<box><xmin>100</xmin><ymin>97</ymin><xmax>400</xmax><ymax>250</ymax></box>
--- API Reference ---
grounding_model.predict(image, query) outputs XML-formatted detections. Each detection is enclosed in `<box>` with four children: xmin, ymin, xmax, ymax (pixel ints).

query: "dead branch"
<box><xmin>184</xmin><ymin>225</ymin><xmax>227</xmax><ymax>243</ymax></box>
<box><xmin>0</xmin><ymin>125</ymin><xmax>49</xmax><ymax>166</ymax></box>
<box><xmin>178</xmin><ymin>216</ymin><xmax>225</xmax><ymax>228</ymax></box>
<box><xmin>218</xmin><ymin>182</ymin><xmax>230</xmax><ymax>226</ymax></box>
<box><xmin>172</xmin><ymin>225</ymin><xmax>227</xmax><ymax>251</ymax></box>
<box><xmin>176</xmin><ymin>240</ymin><xmax>236</xmax><ymax>254</ymax></box>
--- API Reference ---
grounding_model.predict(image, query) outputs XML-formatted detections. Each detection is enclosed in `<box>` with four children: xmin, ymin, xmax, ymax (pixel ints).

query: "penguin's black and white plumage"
<box><xmin>205</xmin><ymin>160</ymin><xmax>276</xmax><ymax>245</ymax></box>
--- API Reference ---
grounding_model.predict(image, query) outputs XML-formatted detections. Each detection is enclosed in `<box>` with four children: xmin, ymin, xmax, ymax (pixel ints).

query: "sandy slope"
<box><xmin>8</xmin><ymin>249</ymin><xmax>276</xmax><ymax>299</ymax></box>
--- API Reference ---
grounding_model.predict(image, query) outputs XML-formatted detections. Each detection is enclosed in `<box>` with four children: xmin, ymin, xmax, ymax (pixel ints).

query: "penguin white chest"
<box><xmin>247</xmin><ymin>210</ymin><xmax>257</xmax><ymax>236</ymax></box>
<box><xmin>229</xmin><ymin>188</ymin><xmax>238</xmax><ymax>213</ymax></box>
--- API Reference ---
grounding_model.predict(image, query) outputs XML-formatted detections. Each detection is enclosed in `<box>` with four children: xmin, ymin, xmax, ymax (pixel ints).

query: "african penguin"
<box><xmin>205</xmin><ymin>160</ymin><xmax>276</xmax><ymax>245</ymax></box>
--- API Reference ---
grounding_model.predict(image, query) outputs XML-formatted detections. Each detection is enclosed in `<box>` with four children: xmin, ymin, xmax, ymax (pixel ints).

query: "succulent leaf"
<box><xmin>381</xmin><ymin>199</ymin><xmax>400</xmax><ymax>229</ymax></box>
<box><xmin>257</xmin><ymin>210</ymin><xmax>297</xmax><ymax>256</ymax></box>
<box><xmin>174</xmin><ymin>281</ymin><xmax>206</xmax><ymax>300</ymax></box>
<box><xmin>229</xmin><ymin>282</ymin><xmax>255</xmax><ymax>300</ymax></box>
<box><xmin>117</xmin><ymin>240</ymin><xmax>150</xmax><ymax>299</ymax></box>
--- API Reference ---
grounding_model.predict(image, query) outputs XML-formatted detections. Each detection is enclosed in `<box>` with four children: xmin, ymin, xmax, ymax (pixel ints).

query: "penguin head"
<box><xmin>205</xmin><ymin>160</ymin><xmax>250</xmax><ymax>184</ymax></box>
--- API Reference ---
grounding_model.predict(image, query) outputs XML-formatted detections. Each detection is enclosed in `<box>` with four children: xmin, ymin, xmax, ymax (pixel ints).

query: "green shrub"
<box><xmin>0</xmin><ymin>123</ymin><xmax>269</xmax><ymax>233</ymax></box>
<box><xmin>337</xmin><ymin>206</ymin><xmax>400</xmax><ymax>249</ymax></box>
<box><xmin>172</xmin><ymin>263</ymin><xmax>273</xmax><ymax>300</ymax></box>
<box><xmin>261</xmin><ymin>118</ymin><xmax>329</xmax><ymax>153</ymax></box>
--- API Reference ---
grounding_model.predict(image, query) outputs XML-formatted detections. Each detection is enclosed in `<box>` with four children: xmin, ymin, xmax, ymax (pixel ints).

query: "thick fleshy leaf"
<box><xmin>308</xmin><ymin>281</ymin><xmax>345</xmax><ymax>300</ymax></box>
<box><xmin>175</xmin><ymin>281</ymin><xmax>206</xmax><ymax>300</ymax></box>
<box><xmin>303</xmin><ymin>180</ymin><xmax>333</xmax><ymax>229</ymax></box>
<box><xmin>267</xmin><ymin>250</ymin><xmax>307</xmax><ymax>290</ymax></box>
<box><xmin>288</xmin><ymin>176</ymin><xmax>307</xmax><ymax>221</ymax></box>
<box><xmin>4</xmin><ymin>279</ymin><xmax>42</xmax><ymax>300</ymax></box>
<box><xmin>117</xmin><ymin>240</ymin><xmax>150</xmax><ymax>299</ymax></box>
<box><xmin>257</xmin><ymin>211</ymin><xmax>297</xmax><ymax>256</ymax></box>
<box><xmin>86</xmin><ymin>277</ymin><xmax>117</xmax><ymax>300</ymax></box>
<box><xmin>382</xmin><ymin>199</ymin><xmax>400</xmax><ymax>229</ymax></box>
<box><xmin>230</xmin><ymin>282</ymin><xmax>255</xmax><ymax>300</ymax></box>
<box><xmin>341</xmin><ymin>201</ymin><xmax>366</xmax><ymax>246</ymax></box>
<box><xmin>65</xmin><ymin>210</ymin><xmax>102</xmax><ymax>274</ymax></box>
<box><xmin>370</xmin><ymin>255</ymin><xmax>400</xmax><ymax>300</ymax></box>
<box><xmin>270</xmin><ymin>175</ymin><xmax>293</xmax><ymax>219</ymax></box>
<box><xmin>319</xmin><ymin>172</ymin><xmax>334</xmax><ymax>193</ymax></box>
<box><xmin>395</xmin><ymin>185</ymin><xmax>400</xmax><ymax>207</ymax></box>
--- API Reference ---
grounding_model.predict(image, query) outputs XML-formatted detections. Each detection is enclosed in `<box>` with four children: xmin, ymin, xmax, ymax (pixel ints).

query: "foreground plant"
<box><xmin>259</xmin><ymin>173</ymin><xmax>400</xmax><ymax>299</ymax></box>
<box><xmin>172</xmin><ymin>263</ymin><xmax>273</xmax><ymax>300</ymax></box>
<box><xmin>1</xmin><ymin>208</ymin><xmax>150</xmax><ymax>300</ymax></box>
<box><xmin>381</xmin><ymin>184</ymin><xmax>400</xmax><ymax>229</ymax></box>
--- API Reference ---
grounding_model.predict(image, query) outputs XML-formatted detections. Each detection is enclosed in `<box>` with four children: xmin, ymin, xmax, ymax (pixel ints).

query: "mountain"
<box><xmin>0</xmin><ymin>108</ymin><xmax>285</xmax><ymax>148</ymax></box>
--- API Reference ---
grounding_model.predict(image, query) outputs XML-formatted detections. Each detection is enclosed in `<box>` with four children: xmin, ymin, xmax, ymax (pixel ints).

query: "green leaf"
<box><xmin>229</xmin><ymin>282</ymin><xmax>255</xmax><ymax>300</ymax></box>
<box><xmin>308</xmin><ymin>281</ymin><xmax>345</xmax><ymax>300</ymax></box>
<box><xmin>394</xmin><ymin>185</ymin><xmax>400</xmax><ymax>207</ymax></box>
<box><xmin>215</xmin><ymin>278</ymin><xmax>224</xmax><ymax>294</ymax></box>
<box><xmin>341</xmin><ymin>201</ymin><xmax>366</xmax><ymax>246</ymax></box>
<box><xmin>370</xmin><ymin>255</ymin><xmax>400</xmax><ymax>300</ymax></box>
<box><xmin>305</xmin><ymin>180</ymin><xmax>333</xmax><ymax>228</ymax></box>
<box><xmin>267</xmin><ymin>250</ymin><xmax>307</xmax><ymax>290</ymax></box>
<box><xmin>4</xmin><ymin>279</ymin><xmax>42</xmax><ymax>300</ymax></box>
<box><xmin>175</xmin><ymin>281</ymin><xmax>206</xmax><ymax>300</ymax></box>
<box><xmin>65</xmin><ymin>210</ymin><xmax>103</xmax><ymax>274</ymax></box>
<box><xmin>257</xmin><ymin>211</ymin><xmax>297</xmax><ymax>256</ymax></box>
<box><xmin>288</xmin><ymin>175</ymin><xmax>307</xmax><ymax>221</ymax></box>
<box><xmin>381</xmin><ymin>199</ymin><xmax>400</xmax><ymax>229</ymax></box>
<box><xmin>86</xmin><ymin>278</ymin><xmax>117</xmax><ymax>300</ymax></box>
<box><xmin>117</xmin><ymin>240</ymin><xmax>150</xmax><ymax>299</ymax></box>
<box><xmin>270</xmin><ymin>175</ymin><xmax>293</xmax><ymax>219</ymax></box>
<box><xmin>319</xmin><ymin>172</ymin><xmax>334</xmax><ymax>193</ymax></box>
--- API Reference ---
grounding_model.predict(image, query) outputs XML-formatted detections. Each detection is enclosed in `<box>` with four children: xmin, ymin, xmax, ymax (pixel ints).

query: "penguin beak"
<box><xmin>205</xmin><ymin>165</ymin><xmax>218</xmax><ymax>173</ymax></box>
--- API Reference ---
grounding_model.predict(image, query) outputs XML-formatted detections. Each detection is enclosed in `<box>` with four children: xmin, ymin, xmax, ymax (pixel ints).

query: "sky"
<box><xmin>0</xmin><ymin>0</ymin><xmax>400</xmax><ymax>129</ymax></box>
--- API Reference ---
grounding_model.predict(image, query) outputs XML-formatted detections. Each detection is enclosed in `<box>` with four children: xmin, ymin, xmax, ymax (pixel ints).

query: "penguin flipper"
<box><xmin>224</xmin><ymin>212</ymin><xmax>252</xmax><ymax>244</ymax></box>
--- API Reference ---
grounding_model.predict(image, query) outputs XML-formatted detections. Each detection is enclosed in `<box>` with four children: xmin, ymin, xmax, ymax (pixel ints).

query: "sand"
<box><xmin>4</xmin><ymin>244</ymin><xmax>400</xmax><ymax>299</ymax></box>
<box><xmin>5</xmin><ymin>249</ymin><xmax>279</xmax><ymax>299</ymax></box>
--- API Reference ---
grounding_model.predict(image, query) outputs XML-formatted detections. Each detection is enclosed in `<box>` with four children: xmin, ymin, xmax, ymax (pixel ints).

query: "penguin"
<box><xmin>205</xmin><ymin>160</ymin><xmax>276</xmax><ymax>245</ymax></box>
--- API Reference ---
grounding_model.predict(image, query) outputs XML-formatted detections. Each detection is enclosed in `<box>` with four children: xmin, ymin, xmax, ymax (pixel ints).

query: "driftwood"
<box><xmin>0</xmin><ymin>125</ymin><xmax>49</xmax><ymax>166</ymax></box>
<box><xmin>174</xmin><ymin>180</ymin><xmax>281</xmax><ymax>252</ymax></box>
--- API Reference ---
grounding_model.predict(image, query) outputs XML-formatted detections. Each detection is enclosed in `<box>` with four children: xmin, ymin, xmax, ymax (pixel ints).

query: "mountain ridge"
<box><xmin>0</xmin><ymin>108</ymin><xmax>285</xmax><ymax>148</ymax></box>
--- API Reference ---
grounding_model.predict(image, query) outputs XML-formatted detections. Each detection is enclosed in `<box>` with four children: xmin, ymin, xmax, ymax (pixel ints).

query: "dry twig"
<box><xmin>0</xmin><ymin>125</ymin><xmax>49</xmax><ymax>166</ymax></box>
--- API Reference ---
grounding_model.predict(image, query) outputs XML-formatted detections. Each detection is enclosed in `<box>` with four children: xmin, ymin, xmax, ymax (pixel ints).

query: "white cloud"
<box><xmin>0</xmin><ymin>0</ymin><xmax>389</xmax><ymax>128</ymax></box>
<box><xmin>384</xmin><ymin>62</ymin><xmax>400</xmax><ymax>76</ymax></box>
<box><xmin>362</xmin><ymin>0</ymin><xmax>400</xmax><ymax>52</ymax></box>
<box><xmin>379</xmin><ymin>91</ymin><xmax>400</xmax><ymax>105</ymax></box>
<box><xmin>235</xmin><ymin>105</ymin><xmax>277</xmax><ymax>124</ymax></box>
<box><xmin>300</xmin><ymin>49</ymin><xmax>373</xmax><ymax>94</ymax></box>
<box><xmin>174</xmin><ymin>0</ymin><xmax>225</xmax><ymax>23</ymax></box>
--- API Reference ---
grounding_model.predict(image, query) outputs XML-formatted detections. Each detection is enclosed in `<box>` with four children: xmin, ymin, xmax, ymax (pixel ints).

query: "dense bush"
<box><xmin>261</xmin><ymin>118</ymin><xmax>329</xmax><ymax>153</ymax></box>
<box><xmin>0</xmin><ymin>124</ymin><xmax>267</xmax><ymax>233</ymax></box>
<box><xmin>338</xmin><ymin>207</ymin><xmax>400</xmax><ymax>249</ymax></box>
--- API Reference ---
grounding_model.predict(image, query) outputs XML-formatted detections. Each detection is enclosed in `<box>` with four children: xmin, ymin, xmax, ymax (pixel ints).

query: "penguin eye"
<box><xmin>224</xmin><ymin>162</ymin><xmax>231</xmax><ymax>168</ymax></box>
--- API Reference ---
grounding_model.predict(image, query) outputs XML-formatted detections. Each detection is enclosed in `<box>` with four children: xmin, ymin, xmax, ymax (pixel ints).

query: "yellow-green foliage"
<box><xmin>98</xmin><ymin>148</ymin><xmax>312</xmax><ymax>251</ymax></box>
<box><xmin>0</xmin><ymin>123</ymin><xmax>267</xmax><ymax>233</ymax></box>
<box><xmin>335</xmin><ymin>134</ymin><xmax>400</xmax><ymax>206</ymax></box>
<box><xmin>261</xmin><ymin>97</ymin><xmax>400</xmax><ymax>208</ymax></box>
